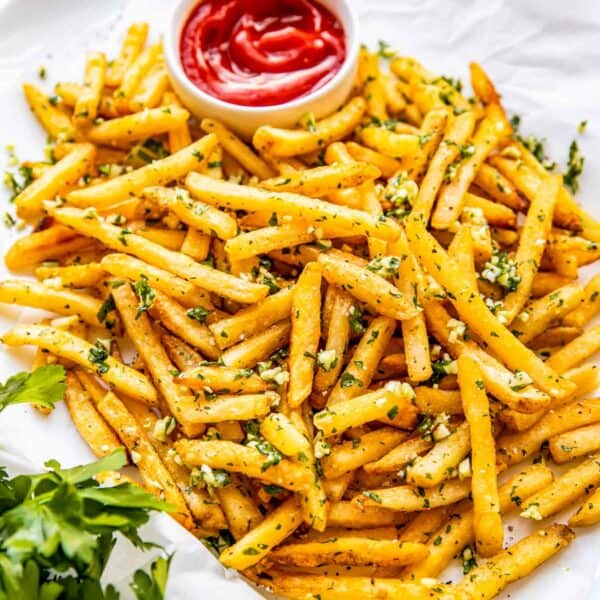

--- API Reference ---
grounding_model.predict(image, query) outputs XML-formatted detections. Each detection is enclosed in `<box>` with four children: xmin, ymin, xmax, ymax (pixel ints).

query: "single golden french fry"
<box><xmin>35</xmin><ymin>262</ymin><xmax>104</xmax><ymax>288</ymax></box>
<box><xmin>510</xmin><ymin>283</ymin><xmax>584</xmax><ymax>343</ymax></box>
<box><xmin>253</xmin><ymin>96</ymin><xmax>366</xmax><ymax>157</ymax></box>
<box><xmin>185</xmin><ymin>172</ymin><xmax>401</xmax><ymax>241</ymax></box>
<box><xmin>219</xmin><ymin>496</ymin><xmax>302</xmax><ymax>570</ymax></box>
<box><xmin>271</xmin><ymin>537</ymin><xmax>428</xmax><ymax>568</ymax></box>
<box><xmin>398</xmin><ymin>507</ymin><xmax>453</xmax><ymax>544</ymax></box>
<box><xmin>321</xmin><ymin>427</ymin><xmax>407</xmax><ymax>479</ymax></box>
<box><xmin>454</xmin><ymin>524</ymin><xmax>574</xmax><ymax>600</ymax></box>
<box><xmin>358</xmin><ymin>47</ymin><xmax>388</xmax><ymax>120</ymax></box>
<box><xmin>221</xmin><ymin>320</ymin><xmax>290</xmax><ymax>368</ymax></box>
<box><xmin>66</xmin><ymin>134</ymin><xmax>217</xmax><ymax>208</ymax></box>
<box><xmin>97</xmin><ymin>390</ymin><xmax>192</xmax><ymax>527</ymax></box>
<box><xmin>174</xmin><ymin>439</ymin><xmax>312</xmax><ymax>492</ymax></box>
<box><xmin>531</xmin><ymin>272</ymin><xmax>574</xmax><ymax>297</ymax></box>
<box><xmin>200</xmin><ymin>118</ymin><xmax>275</xmax><ymax>179</ymax></box>
<box><xmin>458</xmin><ymin>353</ymin><xmax>502</xmax><ymax>557</ymax></box>
<box><xmin>64</xmin><ymin>372</ymin><xmax>121</xmax><ymax>457</ymax></box>
<box><xmin>407</xmin><ymin>421</ymin><xmax>470</xmax><ymax>488</ymax></box>
<box><xmin>111</xmin><ymin>284</ymin><xmax>204</xmax><ymax>434</ymax></box>
<box><xmin>520</xmin><ymin>453</ymin><xmax>600</xmax><ymax>521</ymax></box>
<box><xmin>569</xmin><ymin>486</ymin><xmax>600</xmax><ymax>527</ymax></box>
<box><xmin>23</xmin><ymin>83</ymin><xmax>80</xmax><ymax>142</ymax></box>
<box><xmin>88</xmin><ymin>105</ymin><xmax>189</xmax><ymax>145</ymax></box>
<box><xmin>113</xmin><ymin>42</ymin><xmax>161</xmax><ymax>107</ymax></box>
<box><xmin>414</xmin><ymin>387</ymin><xmax>463</xmax><ymax>415</ymax></box>
<box><xmin>180</xmin><ymin>228</ymin><xmax>211</xmax><ymax>261</ymax></box>
<box><xmin>318</xmin><ymin>253</ymin><xmax>416</xmax><ymax>320</ymax></box>
<box><xmin>404</xmin><ymin>464</ymin><xmax>555</xmax><ymax>579</ymax></box>
<box><xmin>1</xmin><ymin>324</ymin><xmax>157</xmax><ymax>403</ymax></box>
<box><xmin>130</xmin><ymin>61</ymin><xmax>169</xmax><ymax>111</ymax></box>
<box><xmin>100</xmin><ymin>253</ymin><xmax>212</xmax><ymax>309</ymax></box>
<box><xmin>363</xmin><ymin>436</ymin><xmax>433</xmax><ymax>475</ymax></box>
<box><xmin>289</xmin><ymin>262</ymin><xmax>321</xmax><ymax>407</ymax></box>
<box><xmin>360</xmin><ymin>127</ymin><xmax>419</xmax><ymax>159</ymax></box>
<box><xmin>497</xmin><ymin>398</ymin><xmax>600</xmax><ymax>465</ymax></box>
<box><xmin>0</xmin><ymin>279</ymin><xmax>109</xmax><ymax>329</ymax></box>
<box><xmin>549</xmin><ymin>422</ymin><xmax>600</xmax><ymax>463</ymax></box>
<box><xmin>73</xmin><ymin>51</ymin><xmax>106</xmax><ymax>126</ymax></box>
<box><xmin>547</xmin><ymin>325</ymin><xmax>600</xmax><ymax>373</ymax></box>
<box><xmin>15</xmin><ymin>143</ymin><xmax>95</xmax><ymax>219</ymax></box>
<box><xmin>501</xmin><ymin>175</ymin><xmax>562</xmax><ymax>322</ymax></box>
<box><xmin>213</xmin><ymin>474</ymin><xmax>263</xmax><ymax>539</ymax></box>
<box><xmin>404</xmin><ymin>108</ymin><xmax>448</xmax><ymax>181</ymax></box>
<box><xmin>105</xmin><ymin>22</ymin><xmax>148</xmax><ymax>87</ymax></box>
<box><xmin>209</xmin><ymin>287</ymin><xmax>293</xmax><ymax>349</ymax></box>
<box><xmin>464</xmin><ymin>192</ymin><xmax>517</xmax><ymax>228</ymax></box>
<box><xmin>50</xmin><ymin>206</ymin><xmax>268</xmax><ymax>304</ymax></box>
<box><xmin>529</xmin><ymin>326</ymin><xmax>583</xmax><ymax>350</ymax></box>
<box><xmin>148</xmin><ymin>290</ymin><xmax>219</xmax><ymax>359</ymax></box>
<box><xmin>563</xmin><ymin>273</ymin><xmax>600</xmax><ymax>328</ymax></box>
<box><xmin>327</xmin><ymin>501</ymin><xmax>410</xmax><ymax>529</ymax></box>
<box><xmin>177</xmin><ymin>365</ymin><xmax>267</xmax><ymax>394</ymax></box>
<box><xmin>260</xmin><ymin>162</ymin><xmax>381</xmax><ymax>197</ymax></box>
<box><xmin>260</xmin><ymin>412</ymin><xmax>311</xmax><ymax>457</ymax></box>
<box><xmin>314</xmin><ymin>383</ymin><xmax>417</xmax><ymax>437</ymax></box>
<box><xmin>357</xmin><ymin>477</ymin><xmax>471</xmax><ymax>512</ymax></box>
<box><xmin>473</xmin><ymin>163</ymin><xmax>526</xmax><ymax>211</ymax></box>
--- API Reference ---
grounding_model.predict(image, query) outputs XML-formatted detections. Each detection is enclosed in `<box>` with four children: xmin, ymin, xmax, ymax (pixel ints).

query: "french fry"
<box><xmin>174</xmin><ymin>440</ymin><xmax>312</xmax><ymax>492</ymax></box>
<box><xmin>289</xmin><ymin>263</ymin><xmax>321</xmax><ymax>407</ymax></box>
<box><xmin>501</xmin><ymin>175</ymin><xmax>562</xmax><ymax>322</ymax></box>
<box><xmin>458</xmin><ymin>353</ymin><xmax>502</xmax><ymax>557</ymax></box>
<box><xmin>0</xmin><ymin>279</ymin><xmax>109</xmax><ymax>329</ymax></box>
<box><xmin>180</xmin><ymin>228</ymin><xmax>211</xmax><ymax>261</ymax></box>
<box><xmin>221</xmin><ymin>321</ymin><xmax>290</xmax><ymax>368</ymax></box>
<box><xmin>148</xmin><ymin>290</ymin><xmax>219</xmax><ymax>359</ymax></box>
<box><xmin>15</xmin><ymin>143</ymin><xmax>95</xmax><ymax>218</ymax></box>
<box><xmin>321</xmin><ymin>427</ymin><xmax>407</xmax><ymax>479</ymax></box>
<box><xmin>73</xmin><ymin>51</ymin><xmax>106</xmax><ymax>126</ymax></box>
<box><xmin>473</xmin><ymin>163</ymin><xmax>526</xmax><ymax>211</ymax></box>
<box><xmin>319</xmin><ymin>253</ymin><xmax>416</xmax><ymax>320</ymax></box>
<box><xmin>547</xmin><ymin>325</ymin><xmax>600</xmax><ymax>373</ymax></box>
<box><xmin>64</xmin><ymin>372</ymin><xmax>121</xmax><ymax>457</ymax></box>
<box><xmin>549</xmin><ymin>422</ymin><xmax>600</xmax><ymax>463</ymax></box>
<box><xmin>404</xmin><ymin>464</ymin><xmax>555</xmax><ymax>579</ymax></box>
<box><xmin>398</xmin><ymin>507</ymin><xmax>453</xmax><ymax>544</ymax></box>
<box><xmin>563</xmin><ymin>273</ymin><xmax>600</xmax><ymax>327</ymax></box>
<box><xmin>200</xmin><ymin>118</ymin><xmax>275</xmax><ymax>179</ymax></box>
<box><xmin>35</xmin><ymin>262</ymin><xmax>104</xmax><ymax>288</ymax></box>
<box><xmin>529</xmin><ymin>326</ymin><xmax>582</xmax><ymax>350</ymax></box>
<box><xmin>510</xmin><ymin>283</ymin><xmax>584</xmax><ymax>343</ymax></box>
<box><xmin>50</xmin><ymin>206</ymin><xmax>268</xmax><ymax>303</ymax></box>
<box><xmin>177</xmin><ymin>365</ymin><xmax>268</xmax><ymax>394</ymax></box>
<box><xmin>260</xmin><ymin>162</ymin><xmax>380</xmax><ymax>197</ymax></box>
<box><xmin>327</xmin><ymin>501</ymin><xmax>410</xmax><ymax>529</ymax></box>
<box><xmin>100</xmin><ymin>253</ymin><xmax>212</xmax><ymax>309</ymax></box>
<box><xmin>111</xmin><ymin>284</ymin><xmax>205</xmax><ymax>434</ymax></box>
<box><xmin>270</xmin><ymin>537</ymin><xmax>428</xmax><ymax>568</ymax></box>
<box><xmin>105</xmin><ymin>22</ymin><xmax>148</xmax><ymax>87</ymax></box>
<box><xmin>406</xmin><ymin>421</ymin><xmax>470</xmax><ymax>488</ymax></box>
<box><xmin>260</xmin><ymin>412</ymin><xmax>312</xmax><ymax>457</ymax></box>
<box><xmin>520</xmin><ymin>453</ymin><xmax>600</xmax><ymax>521</ymax></box>
<box><xmin>209</xmin><ymin>287</ymin><xmax>293</xmax><ymax>349</ymax></box>
<box><xmin>96</xmin><ymin>390</ymin><xmax>192</xmax><ymax>527</ymax></box>
<box><xmin>253</xmin><ymin>96</ymin><xmax>366</xmax><ymax>157</ymax></box>
<box><xmin>66</xmin><ymin>134</ymin><xmax>217</xmax><ymax>208</ymax></box>
<box><xmin>213</xmin><ymin>474</ymin><xmax>263</xmax><ymax>539</ymax></box>
<box><xmin>314</xmin><ymin>383</ymin><xmax>417</xmax><ymax>437</ymax></box>
<box><xmin>1</xmin><ymin>323</ymin><xmax>157</xmax><ymax>403</ymax></box>
<box><xmin>569</xmin><ymin>486</ymin><xmax>600</xmax><ymax>527</ymax></box>
<box><xmin>142</xmin><ymin>185</ymin><xmax>238</xmax><ymax>240</ymax></box>
<box><xmin>413</xmin><ymin>387</ymin><xmax>463</xmax><ymax>415</ymax></box>
<box><xmin>88</xmin><ymin>105</ymin><xmax>189</xmax><ymax>145</ymax></box>
<box><xmin>346</xmin><ymin>141</ymin><xmax>403</xmax><ymax>178</ymax></box>
<box><xmin>130</xmin><ymin>60</ymin><xmax>169</xmax><ymax>111</ymax></box>
<box><xmin>358</xmin><ymin>47</ymin><xmax>388</xmax><ymax>120</ymax></box>
<box><xmin>360</xmin><ymin>127</ymin><xmax>419</xmax><ymax>160</ymax></box>
<box><xmin>113</xmin><ymin>42</ymin><xmax>161</xmax><ymax>109</ymax></box>
<box><xmin>185</xmin><ymin>173</ymin><xmax>401</xmax><ymax>241</ymax></box>
<box><xmin>357</xmin><ymin>477</ymin><xmax>471</xmax><ymax>512</ymax></box>
<box><xmin>363</xmin><ymin>436</ymin><xmax>433</xmax><ymax>475</ymax></box>
<box><xmin>23</xmin><ymin>83</ymin><xmax>79</xmax><ymax>142</ymax></box>
<box><xmin>497</xmin><ymin>398</ymin><xmax>600</xmax><ymax>465</ymax></box>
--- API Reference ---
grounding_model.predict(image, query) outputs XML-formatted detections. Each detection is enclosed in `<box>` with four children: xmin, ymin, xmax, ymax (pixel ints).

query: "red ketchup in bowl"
<box><xmin>179</xmin><ymin>0</ymin><xmax>346</xmax><ymax>107</ymax></box>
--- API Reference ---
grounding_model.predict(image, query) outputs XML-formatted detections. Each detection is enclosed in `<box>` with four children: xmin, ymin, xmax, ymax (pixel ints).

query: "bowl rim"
<box><xmin>163</xmin><ymin>0</ymin><xmax>360</xmax><ymax>114</ymax></box>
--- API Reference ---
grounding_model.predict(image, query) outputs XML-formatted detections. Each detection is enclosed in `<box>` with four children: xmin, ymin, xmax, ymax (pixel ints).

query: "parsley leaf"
<box><xmin>0</xmin><ymin>365</ymin><xmax>66</xmax><ymax>413</ymax></box>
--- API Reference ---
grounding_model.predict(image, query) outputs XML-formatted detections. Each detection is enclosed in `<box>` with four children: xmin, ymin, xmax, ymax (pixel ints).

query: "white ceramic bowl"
<box><xmin>163</xmin><ymin>0</ymin><xmax>359</xmax><ymax>139</ymax></box>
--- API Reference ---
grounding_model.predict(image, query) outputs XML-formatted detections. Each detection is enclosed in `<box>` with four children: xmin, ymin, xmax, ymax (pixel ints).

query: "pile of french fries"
<box><xmin>2</xmin><ymin>22</ymin><xmax>600</xmax><ymax>600</ymax></box>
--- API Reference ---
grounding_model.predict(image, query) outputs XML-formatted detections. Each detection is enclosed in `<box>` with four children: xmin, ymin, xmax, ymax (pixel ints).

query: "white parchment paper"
<box><xmin>0</xmin><ymin>0</ymin><xmax>599</xmax><ymax>597</ymax></box>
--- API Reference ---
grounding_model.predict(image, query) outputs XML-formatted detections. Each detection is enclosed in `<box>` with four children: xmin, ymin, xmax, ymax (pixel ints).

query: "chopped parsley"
<box><xmin>133</xmin><ymin>275</ymin><xmax>155</xmax><ymax>319</ymax></box>
<box><xmin>88</xmin><ymin>341</ymin><xmax>110</xmax><ymax>374</ymax></box>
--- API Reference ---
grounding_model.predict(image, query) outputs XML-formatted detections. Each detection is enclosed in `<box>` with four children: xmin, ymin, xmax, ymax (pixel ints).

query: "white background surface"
<box><xmin>0</xmin><ymin>0</ymin><xmax>599</xmax><ymax>598</ymax></box>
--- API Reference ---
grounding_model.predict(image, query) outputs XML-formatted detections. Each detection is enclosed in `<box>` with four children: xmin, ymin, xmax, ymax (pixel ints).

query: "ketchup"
<box><xmin>179</xmin><ymin>0</ymin><xmax>346</xmax><ymax>107</ymax></box>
